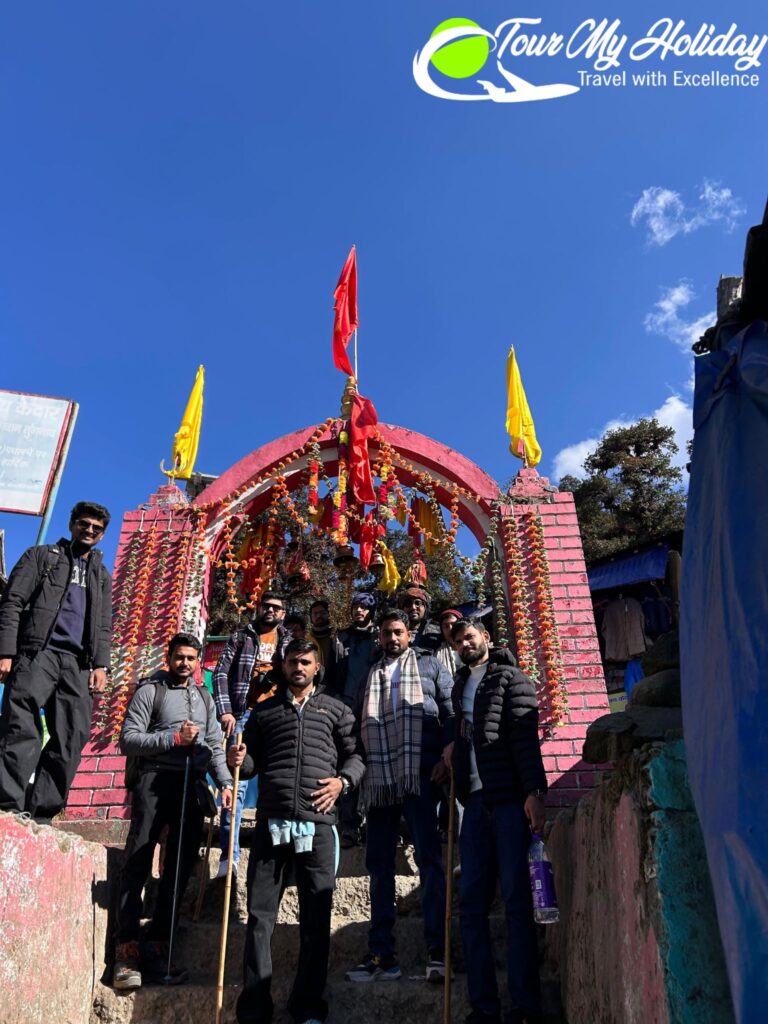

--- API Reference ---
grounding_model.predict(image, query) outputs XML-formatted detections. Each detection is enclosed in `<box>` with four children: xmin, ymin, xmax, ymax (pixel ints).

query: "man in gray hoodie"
<box><xmin>112</xmin><ymin>632</ymin><xmax>233</xmax><ymax>990</ymax></box>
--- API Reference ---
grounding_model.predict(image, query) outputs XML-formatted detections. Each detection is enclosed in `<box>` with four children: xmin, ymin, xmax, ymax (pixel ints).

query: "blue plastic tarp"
<box><xmin>681</xmin><ymin>320</ymin><xmax>768</xmax><ymax>1024</ymax></box>
<box><xmin>588</xmin><ymin>544</ymin><xmax>669</xmax><ymax>592</ymax></box>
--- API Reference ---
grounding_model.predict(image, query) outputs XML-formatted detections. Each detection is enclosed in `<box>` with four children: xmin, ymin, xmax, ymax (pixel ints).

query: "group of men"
<box><xmin>0</xmin><ymin>508</ymin><xmax>548</xmax><ymax>1024</ymax></box>
<box><xmin>206</xmin><ymin>583</ymin><xmax>547</xmax><ymax>1024</ymax></box>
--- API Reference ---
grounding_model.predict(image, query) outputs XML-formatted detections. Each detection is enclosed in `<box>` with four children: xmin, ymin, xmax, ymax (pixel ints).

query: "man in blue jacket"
<box><xmin>346</xmin><ymin>608</ymin><xmax>454</xmax><ymax>984</ymax></box>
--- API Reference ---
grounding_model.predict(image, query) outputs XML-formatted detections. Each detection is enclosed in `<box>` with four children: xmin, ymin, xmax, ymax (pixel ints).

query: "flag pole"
<box><xmin>353</xmin><ymin>243</ymin><xmax>358</xmax><ymax>380</ymax></box>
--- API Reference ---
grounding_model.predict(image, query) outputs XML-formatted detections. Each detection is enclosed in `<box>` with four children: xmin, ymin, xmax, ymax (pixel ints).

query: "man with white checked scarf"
<box><xmin>346</xmin><ymin>609</ymin><xmax>454</xmax><ymax>984</ymax></box>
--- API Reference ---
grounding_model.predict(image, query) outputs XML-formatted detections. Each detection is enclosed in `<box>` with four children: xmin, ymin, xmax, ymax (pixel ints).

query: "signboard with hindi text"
<box><xmin>0</xmin><ymin>390</ymin><xmax>76</xmax><ymax>515</ymax></box>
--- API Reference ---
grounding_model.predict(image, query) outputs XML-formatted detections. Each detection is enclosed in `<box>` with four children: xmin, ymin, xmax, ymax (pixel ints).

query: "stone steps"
<box><xmin>91</xmin><ymin>828</ymin><xmax>565</xmax><ymax>1024</ymax></box>
<box><xmin>187</xmin><ymin>842</ymin><xmax>423</xmax><ymax>924</ymax></box>
<box><xmin>92</xmin><ymin>973</ymin><xmax>564</xmax><ymax>1024</ymax></box>
<box><xmin>174</xmin><ymin>913</ymin><xmax>507</xmax><ymax>983</ymax></box>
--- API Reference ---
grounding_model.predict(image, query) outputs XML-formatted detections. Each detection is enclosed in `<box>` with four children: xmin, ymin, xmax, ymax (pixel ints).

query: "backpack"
<box><xmin>123</xmin><ymin>680</ymin><xmax>215</xmax><ymax>789</ymax></box>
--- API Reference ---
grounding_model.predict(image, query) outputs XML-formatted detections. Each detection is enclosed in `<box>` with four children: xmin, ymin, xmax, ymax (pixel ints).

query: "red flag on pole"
<box><xmin>348</xmin><ymin>393</ymin><xmax>378</xmax><ymax>505</ymax></box>
<box><xmin>332</xmin><ymin>246</ymin><xmax>358</xmax><ymax>377</ymax></box>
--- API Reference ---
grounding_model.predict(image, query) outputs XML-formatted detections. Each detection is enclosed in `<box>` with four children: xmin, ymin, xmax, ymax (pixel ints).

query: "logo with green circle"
<box><xmin>429</xmin><ymin>18</ymin><xmax>490</xmax><ymax>78</ymax></box>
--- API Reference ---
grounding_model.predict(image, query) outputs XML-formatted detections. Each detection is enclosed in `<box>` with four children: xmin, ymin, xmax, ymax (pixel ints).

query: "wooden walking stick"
<box><xmin>444</xmin><ymin>764</ymin><xmax>456</xmax><ymax>1024</ymax></box>
<box><xmin>215</xmin><ymin>731</ymin><xmax>243</xmax><ymax>1024</ymax></box>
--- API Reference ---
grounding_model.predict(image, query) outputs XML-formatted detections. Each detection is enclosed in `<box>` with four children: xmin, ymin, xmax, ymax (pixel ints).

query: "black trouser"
<box><xmin>338</xmin><ymin>786</ymin><xmax>363</xmax><ymax>832</ymax></box>
<box><xmin>0</xmin><ymin>649</ymin><xmax>92</xmax><ymax>817</ymax></box>
<box><xmin>115</xmin><ymin>768</ymin><xmax>204</xmax><ymax>944</ymax></box>
<box><xmin>237</xmin><ymin>820</ymin><xmax>335</xmax><ymax>1024</ymax></box>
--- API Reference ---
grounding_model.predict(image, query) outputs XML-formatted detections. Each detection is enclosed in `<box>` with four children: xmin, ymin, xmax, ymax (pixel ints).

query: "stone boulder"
<box><xmin>583</xmin><ymin>706</ymin><xmax>683</xmax><ymax>763</ymax></box>
<box><xmin>642</xmin><ymin>629</ymin><xmax>679</xmax><ymax>675</ymax></box>
<box><xmin>629</xmin><ymin>669</ymin><xmax>681</xmax><ymax>708</ymax></box>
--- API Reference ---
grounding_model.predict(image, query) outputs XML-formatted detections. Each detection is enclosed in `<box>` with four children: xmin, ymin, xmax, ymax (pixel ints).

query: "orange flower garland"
<box><xmin>502</xmin><ymin>516</ymin><xmax>539</xmax><ymax>681</ymax></box>
<box><xmin>525</xmin><ymin>509</ymin><xmax>569</xmax><ymax>726</ymax></box>
<box><xmin>110</xmin><ymin>520</ymin><xmax>159</xmax><ymax>737</ymax></box>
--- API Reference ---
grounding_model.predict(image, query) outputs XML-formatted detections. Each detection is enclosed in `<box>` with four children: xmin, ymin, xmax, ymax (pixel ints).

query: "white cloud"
<box><xmin>644</xmin><ymin>279</ymin><xmax>714</xmax><ymax>352</ymax></box>
<box><xmin>551</xmin><ymin>396</ymin><xmax>692</xmax><ymax>480</ymax></box>
<box><xmin>631</xmin><ymin>180</ymin><xmax>745</xmax><ymax>247</ymax></box>
<box><xmin>552</xmin><ymin>419</ymin><xmax>623</xmax><ymax>480</ymax></box>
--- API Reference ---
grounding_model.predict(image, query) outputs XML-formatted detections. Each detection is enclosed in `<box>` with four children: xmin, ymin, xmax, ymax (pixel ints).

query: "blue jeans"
<box><xmin>459</xmin><ymin>792</ymin><xmax>540</xmax><ymax>1018</ymax></box>
<box><xmin>365</xmin><ymin>771</ymin><xmax>445</xmax><ymax>958</ymax></box>
<box><xmin>219</xmin><ymin>713</ymin><xmax>253</xmax><ymax>864</ymax></box>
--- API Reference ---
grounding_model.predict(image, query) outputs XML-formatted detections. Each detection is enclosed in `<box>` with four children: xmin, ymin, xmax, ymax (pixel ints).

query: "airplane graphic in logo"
<box><xmin>413</xmin><ymin>23</ymin><xmax>580</xmax><ymax>103</ymax></box>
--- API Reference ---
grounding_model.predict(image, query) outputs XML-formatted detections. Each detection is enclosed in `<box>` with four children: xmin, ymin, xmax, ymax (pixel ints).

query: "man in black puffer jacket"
<box><xmin>227</xmin><ymin>638</ymin><xmax>364</xmax><ymax>1024</ymax></box>
<box><xmin>449</xmin><ymin>618</ymin><xmax>547</xmax><ymax>1024</ymax></box>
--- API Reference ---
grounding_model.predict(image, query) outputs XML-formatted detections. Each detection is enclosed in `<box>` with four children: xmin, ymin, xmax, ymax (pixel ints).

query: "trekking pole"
<box><xmin>215</xmin><ymin>731</ymin><xmax>243</xmax><ymax>1024</ymax></box>
<box><xmin>443</xmin><ymin>764</ymin><xmax>456</xmax><ymax>1024</ymax></box>
<box><xmin>165</xmin><ymin>751</ymin><xmax>192</xmax><ymax>985</ymax></box>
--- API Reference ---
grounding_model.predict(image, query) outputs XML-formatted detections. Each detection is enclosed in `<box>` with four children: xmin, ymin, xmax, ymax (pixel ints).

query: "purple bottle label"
<box><xmin>529</xmin><ymin>859</ymin><xmax>557</xmax><ymax>910</ymax></box>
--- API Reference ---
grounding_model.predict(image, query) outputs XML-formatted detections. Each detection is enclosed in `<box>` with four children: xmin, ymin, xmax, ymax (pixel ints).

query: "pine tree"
<box><xmin>559</xmin><ymin>418</ymin><xmax>686</xmax><ymax>563</ymax></box>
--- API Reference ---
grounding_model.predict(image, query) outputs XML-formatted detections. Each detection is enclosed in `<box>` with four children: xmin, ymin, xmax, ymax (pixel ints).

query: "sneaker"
<box><xmin>141</xmin><ymin>941</ymin><xmax>189</xmax><ymax>985</ymax></box>
<box><xmin>113</xmin><ymin>941</ymin><xmax>142</xmax><ymax>990</ymax></box>
<box><xmin>215</xmin><ymin>858</ymin><xmax>238</xmax><ymax>880</ymax></box>
<box><xmin>426</xmin><ymin>951</ymin><xmax>446</xmax><ymax>983</ymax></box>
<box><xmin>345</xmin><ymin>953</ymin><xmax>402</xmax><ymax>982</ymax></box>
<box><xmin>298</xmin><ymin>1019</ymin><xmax>323</xmax><ymax>1024</ymax></box>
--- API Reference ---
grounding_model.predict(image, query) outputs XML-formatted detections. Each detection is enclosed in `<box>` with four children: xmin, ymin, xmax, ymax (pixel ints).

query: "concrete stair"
<box><xmin>90</xmin><ymin>826</ymin><xmax>564</xmax><ymax>1024</ymax></box>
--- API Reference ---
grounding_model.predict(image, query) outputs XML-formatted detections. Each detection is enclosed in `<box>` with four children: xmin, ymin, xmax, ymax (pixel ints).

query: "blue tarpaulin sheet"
<box><xmin>681</xmin><ymin>320</ymin><xmax>768</xmax><ymax>1023</ymax></box>
<box><xmin>588</xmin><ymin>544</ymin><xmax>668</xmax><ymax>592</ymax></box>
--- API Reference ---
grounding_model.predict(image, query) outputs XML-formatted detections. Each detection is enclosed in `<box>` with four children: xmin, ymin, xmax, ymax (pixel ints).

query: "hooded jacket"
<box><xmin>451</xmin><ymin>648</ymin><xmax>547</xmax><ymax>805</ymax></box>
<box><xmin>238</xmin><ymin>679</ymin><xmax>365</xmax><ymax>825</ymax></box>
<box><xmin>120</xmin><ymin>670</ymin><xmax>232</xmax><ymax>789</ymax></box>
<box><xmin>0</xmin><ymin>538</ymin><xmax>111</xmax><ymax>667</ymax></box>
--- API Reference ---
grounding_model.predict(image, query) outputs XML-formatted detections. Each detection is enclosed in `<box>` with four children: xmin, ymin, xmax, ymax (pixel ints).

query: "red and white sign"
<box><xmin>0</xmin><ymin>390</ymin><xmax>76</xmax><ymax>515</ymax></box>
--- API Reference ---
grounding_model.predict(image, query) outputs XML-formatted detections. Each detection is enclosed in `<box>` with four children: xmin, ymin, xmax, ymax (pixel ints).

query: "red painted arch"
<box><xmin>194</xmin><ymin>423</ymin><xmax>501</xmax><ymax>542</ymax></box>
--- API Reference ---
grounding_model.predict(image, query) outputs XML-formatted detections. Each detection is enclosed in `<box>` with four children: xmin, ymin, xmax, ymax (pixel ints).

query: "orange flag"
<box><xmin>333</xmin><ymin>246</ymin><xmax>358</xmax><ymax>377</ymax></box>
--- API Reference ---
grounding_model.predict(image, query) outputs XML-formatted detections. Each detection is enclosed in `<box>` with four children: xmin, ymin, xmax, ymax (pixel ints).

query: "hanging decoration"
<box><xmin>502</xmin><ymin>515</ymin><xmax>539</xmax><ymax>682</ymax></box>
<box><xmin>376</xmin><ymin>542</ymin><xmax>401</xmax><ymax>595</ymax></box>
<box><xmin>525</xmin><ymin>510</ymin><xmax>569</xmax><ymax>725</ymax></box>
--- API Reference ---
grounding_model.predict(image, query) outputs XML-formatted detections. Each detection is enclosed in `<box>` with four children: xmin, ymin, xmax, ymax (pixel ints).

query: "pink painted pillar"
<box><xmin>64</xmin><ymin>484</ymin><xmax>203</xmax><ymax>822</ymax></box>
<box><xmin>501</xmin><ymin>468</ymin><xmax>610</xmax><ymax>811</ymax></box>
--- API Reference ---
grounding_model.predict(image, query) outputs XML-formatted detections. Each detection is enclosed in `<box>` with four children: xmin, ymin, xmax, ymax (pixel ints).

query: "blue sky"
<box><xmin>1</xmin><ymin>1</ymin><xmax>765</xmax><ymax>569</ymax></box>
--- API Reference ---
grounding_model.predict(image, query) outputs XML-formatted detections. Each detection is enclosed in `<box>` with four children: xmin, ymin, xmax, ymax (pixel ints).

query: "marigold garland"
<box><xmin>110</xmin><ymin>520</ymin><xmax>159</xmax><ymax>738</ymax></box>
<box><xmin>502</xmin><ymin>516</ymin><xmax>540</xmax><ymax>682</ymax></box>
<box><xmin>525</xmin><ymin>509</ymin><xmax>569</xmax><ymax>725</ymax></box>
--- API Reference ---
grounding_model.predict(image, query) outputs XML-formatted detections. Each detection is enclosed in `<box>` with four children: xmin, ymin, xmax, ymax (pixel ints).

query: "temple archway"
<box><xmin>69</xmin><ymin>400</ymin><xmax>609</xmax><ymax>831</ymax></box>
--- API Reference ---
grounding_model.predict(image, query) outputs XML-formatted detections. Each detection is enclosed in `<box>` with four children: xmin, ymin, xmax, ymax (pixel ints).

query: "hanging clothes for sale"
<box><xmin>601</xmin><ymin>595</ymin><xmax>648</xmax><ymax>662</ymax></box>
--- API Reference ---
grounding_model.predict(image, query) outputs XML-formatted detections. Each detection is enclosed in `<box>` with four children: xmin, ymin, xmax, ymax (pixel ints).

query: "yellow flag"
<box><xmin>377</xmin><ymin>543</ymin><xmax>401</xmax><ymax>595</ymax></box>
<box><xmin>161</xmin><ymin>365</ymin><xmax>204</xmax><ymax>479</ymax></box>
<box><xmin>505</xmin><ymin>346</ymin><xmax>541</xmax><ymax>467</ymax></box>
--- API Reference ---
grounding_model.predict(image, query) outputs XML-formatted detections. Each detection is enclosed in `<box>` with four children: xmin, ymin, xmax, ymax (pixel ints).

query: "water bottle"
<box><xmin>528</xmin><ymin>833</ymin><xmax>559</xmax><ymax>924</ymax></box>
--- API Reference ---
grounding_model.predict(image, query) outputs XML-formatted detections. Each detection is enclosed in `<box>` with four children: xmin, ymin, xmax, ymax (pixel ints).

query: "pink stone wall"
<box><xmin>0</xmin><ymin>811</ymin><xmax>109</xmax><ymax>1024</ymax></box>
<box><xmin>501</xmin><ymin>470</ymin><xmax>610</xmax><ymax>813</ymax></box>
<box><xmin>545</xmin><ymin>787</ymin><xmax>670</xmax><ymax>1024</ymax></box>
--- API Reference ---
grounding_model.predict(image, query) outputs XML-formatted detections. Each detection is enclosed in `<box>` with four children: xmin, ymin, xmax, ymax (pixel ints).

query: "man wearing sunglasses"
<box><xmin>0</xmin><ymin>501</ymin><xmax>112</xmax><ymax>819</ymax></box>
<box><xmin>212</xmin><ymin>590</ymin><xmax>290</xmax><ymax>878</ymax></box>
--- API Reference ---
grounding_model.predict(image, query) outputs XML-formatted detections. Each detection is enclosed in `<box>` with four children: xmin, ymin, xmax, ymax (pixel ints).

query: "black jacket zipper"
<box><xmin>292</xmin><ymin>703</ymin><xmax>305</xmax><ymax>818</ymax></box>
